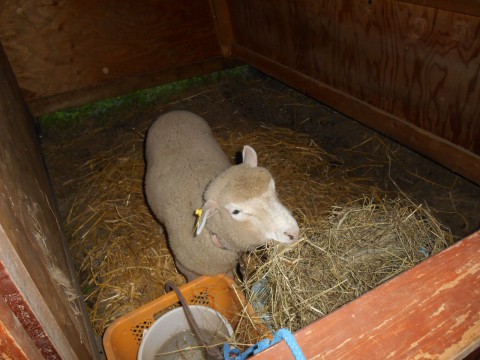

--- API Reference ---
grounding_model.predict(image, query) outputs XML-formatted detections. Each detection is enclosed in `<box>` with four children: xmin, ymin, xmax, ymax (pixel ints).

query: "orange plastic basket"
<box><xmin>103</xmin><ymin>275</ymin><xmax>252</xmax><ymax>360</ymax></box>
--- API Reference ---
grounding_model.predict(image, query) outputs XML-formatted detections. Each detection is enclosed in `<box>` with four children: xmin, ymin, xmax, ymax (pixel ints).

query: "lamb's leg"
<box><xmin>175</xmin><ymin>260</ymin><xmax>201</xmax><ymax>282</ymax></box>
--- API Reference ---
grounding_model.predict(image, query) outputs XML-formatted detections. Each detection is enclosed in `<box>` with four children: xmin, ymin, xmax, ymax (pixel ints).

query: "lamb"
<box><xmin>144</xmin><ymin>110</ymin><xmax>299</xmax><ymax>281</ymax></box>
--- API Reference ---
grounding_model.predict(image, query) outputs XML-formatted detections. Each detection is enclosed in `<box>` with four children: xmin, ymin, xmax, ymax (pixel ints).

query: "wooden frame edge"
<box><xmin>400</xmin><ymin>0</ymin><xmax>480</xmax><ymax>17</ymax></box>
<box><xmin>209</xmin><ymin>0</ymin><xmax>235</xmax><ymax>57</ymax></box>
<box><xmin>0</xmin><ymin>240</ymin><xmax>66</xmax><ymax>359</ymax></box>
<box><xmin>0</xmin><ymin>294</ymin><xmax>44</xmax><ymax>360</ymax></box>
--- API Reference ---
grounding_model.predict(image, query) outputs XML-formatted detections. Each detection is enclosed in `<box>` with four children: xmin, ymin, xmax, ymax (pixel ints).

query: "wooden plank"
<box><xmin>0</xmin><ymin>295</ymin><xmax>44</xmax><ymax>360</ymax></box>
<box><xmin>252</xmin><ymin>230</ymin><xmax>480</xmax><ymax>359</ymax></box>
<box><xmin>0</xmin><ymin>325</ymin><xmax>30</xmax><ymax>360</ymax></box>
<box><xmin>0</xmin><ymin>261</ymin><xmax>61</xmax><ymax>359</ymax></box>
<box><xmin>209</xmin><ymin>0</ymin><xmax>236</xmax><ymax>56</ymax></box>
<box><xmin>0</xmin><ymin>43</ymin><xmax>98</xmax><ymax>358</ymax></box>
<box><xmin>29</xmin><ymin>57</ymin><xmax>239</xmax><ymax>116</ymax></box>
<box><xmin>0</xmin><ymin>0</ymin><xmax>225</xmax><ymax>114</ymax></box>
<box><xmin>230</xmin><ymin>44</ymin><xmax>480</xmax><ymax>185</ymax></box>
<box><xmin>224</xmin><ymin>0</ymin><xmax>480</xmax><ymax>161</ymax></box>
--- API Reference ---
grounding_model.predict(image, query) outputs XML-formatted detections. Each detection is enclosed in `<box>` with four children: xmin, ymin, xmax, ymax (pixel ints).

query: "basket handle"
<box><xmin>165</xmin><ymin>281</ymin><xmax>224</xmax><ymax>360</ymax></box>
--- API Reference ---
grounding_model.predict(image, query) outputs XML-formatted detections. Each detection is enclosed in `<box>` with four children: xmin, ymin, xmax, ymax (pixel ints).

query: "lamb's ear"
<box><xmin>242</xmin><ymin>145</ymin><xmax>257</xmax><ymax>167</ymax></box>
<box><xmin>195</xmin><ymin>199</ymin><xmax>219</xmax><ymax>235</ymax></box>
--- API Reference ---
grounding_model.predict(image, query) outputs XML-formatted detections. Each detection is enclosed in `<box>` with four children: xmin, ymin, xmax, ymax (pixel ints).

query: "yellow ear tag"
<box><xmin>194</xmin><ymin>208</ymin><xmax>203</xmax><ymax>234</ymax></box>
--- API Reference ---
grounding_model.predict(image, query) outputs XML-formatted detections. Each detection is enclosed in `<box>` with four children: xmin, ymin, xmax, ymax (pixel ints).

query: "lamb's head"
<box><xmin>196</xmin><ymin>146</ymin><xmax>299</xmax><ymax>251</ymax></box>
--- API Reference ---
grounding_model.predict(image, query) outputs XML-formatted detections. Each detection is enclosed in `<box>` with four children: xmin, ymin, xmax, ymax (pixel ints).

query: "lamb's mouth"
<box><xmin>270</xmin><ymin>237</ymin><xmax>297</xmax><ymax>245</ymax></box>
<box><xmin>259</xmin><ymin>235</ymin><xmax>296</xmax><ymax>247</ymax></box>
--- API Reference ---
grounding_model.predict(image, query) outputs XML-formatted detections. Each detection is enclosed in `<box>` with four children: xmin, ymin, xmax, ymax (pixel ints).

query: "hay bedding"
<box><xmin>241</xmin><ymin>196</ymin><xmax>450</xmax><ymax>333</ymax></box>
<box><xmin>50</xmin><ymin>118</ymin><xmax>451</xmax><ymax>339</ymax></box>
<box><xmin>65</xmin><ymin>136</ymin><xmax>184</xmax><ymax>333</ymax></box>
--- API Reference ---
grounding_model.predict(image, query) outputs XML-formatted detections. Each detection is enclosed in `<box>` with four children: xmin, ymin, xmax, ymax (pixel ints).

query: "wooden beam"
<box><xmin>29</xmin><ymin>57</ymin><xmax>239</xmax><ymax>116</ymax></box>
<box><xmin>209</xmin><ymin>0</ymin><xmax>236</xmax><ymax>57</ymax></box>
<box><xmin>252</xmin><ymin>230</ymin><xmax>480</xmax><ymax>359</ymax></box>
<box><xmin>400</xmin><ymin>0</ymin><xmax>480</xmax><ymax>17</ymax></box>
<box><xmin>0</xmin><ymin>295</ymin><xmax>44</xmax><ymax>360</ymax></box>
<box><xmin>0</xmin><ymin>260</ymin><xmax>62</xmax><ymax>359</ymax></box>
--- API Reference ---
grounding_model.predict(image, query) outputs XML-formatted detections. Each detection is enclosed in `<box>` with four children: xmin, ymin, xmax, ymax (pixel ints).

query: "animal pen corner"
<box><xmin>0</xmin><ymin>0</ymin><xmax>479</xmax><ymax>359</ymax></box>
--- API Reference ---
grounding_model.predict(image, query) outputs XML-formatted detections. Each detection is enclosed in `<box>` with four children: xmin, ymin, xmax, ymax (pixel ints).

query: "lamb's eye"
<box><xmin>232</xmin><ymin>209</ymin><xmax>240</xmax><ymax>215</ymax></box>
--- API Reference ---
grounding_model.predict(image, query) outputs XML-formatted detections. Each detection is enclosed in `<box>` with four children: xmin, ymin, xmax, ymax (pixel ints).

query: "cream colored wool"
<box><xmin>145</xmin><ymin>111</ymin><xmax>298</xmax><ymax>280</ymax></box>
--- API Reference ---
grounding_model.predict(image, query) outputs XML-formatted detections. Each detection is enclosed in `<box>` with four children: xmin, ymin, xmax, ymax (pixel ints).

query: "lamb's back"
<box><xmin>145</xmin><ymin>111</ymin><xmax>230</xmax><ymax>225</ymax></box>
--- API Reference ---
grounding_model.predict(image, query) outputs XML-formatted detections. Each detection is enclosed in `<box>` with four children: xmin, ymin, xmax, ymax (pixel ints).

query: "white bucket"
<box><xmin>137</xmin><ymin>305</ymin><xmax>233</xmax><ymax>360</ymax></box>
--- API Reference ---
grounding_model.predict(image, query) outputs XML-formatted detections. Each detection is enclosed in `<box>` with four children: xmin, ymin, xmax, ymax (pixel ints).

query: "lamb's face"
<box><xmin>221</xmin><ymin>179</ymin><xmax>299</xmax><ymax>249</ymax></box>
<box><xmin>205</xmin><ymin>166</ymin><xmax>299</xmax><ymax>251</ymax></box>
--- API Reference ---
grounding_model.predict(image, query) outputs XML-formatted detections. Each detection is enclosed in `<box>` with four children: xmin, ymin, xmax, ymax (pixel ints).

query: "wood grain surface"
<box><xmin>0</xmin><ymin>0</ymin><xmax>225</xmax><ymax>114</ymax></box>
<box><xmin>224</xmin><ymin>0</ymin><xmax>480</xmax><ymax>156</ymax></box>
<box><xmin>402</xmin><ymin>0</ymin><xmax>480</xmax><ymax>17</ymax></box>
<box><xmin>0</xmin><ymin>43</ymin><xmax>97</xmax><ymax>358</ymax></box>
<box><xmin>228</xmin><ymin>43</ymin><xmax>480</xmax><ymax>184</ymax></box>
<box><xmin>0</xmin><ymin>295</ymin><xmax>44</xmax><ymax>360</ymax></box>
<box><xmin>252</xmin><ymin>230</ymin><xmax>480</xmax><ymax>359</ymax></box>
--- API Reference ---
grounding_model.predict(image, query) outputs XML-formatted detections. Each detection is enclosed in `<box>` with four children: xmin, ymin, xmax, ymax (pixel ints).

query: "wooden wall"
<box><xmin>0</xmin><ymin>44</ymin><xmax>98</xmax><ymax>359</ymax></box>
<box><xmin>1</xmin><ymin>0</ymin><xmax>479</xmax><ymax>183</ymax></box>
<box><xmin>212</xmin><ymin>0</ymin><xmax>480</xmax><ymax>184</ymax></box>
<box><xmin>0</xmin><ymin>0</ymin><xmax>233</xmax><ymax>115</ymax></box>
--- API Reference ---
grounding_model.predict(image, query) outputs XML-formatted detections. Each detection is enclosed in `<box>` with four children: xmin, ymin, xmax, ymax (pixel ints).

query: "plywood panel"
<box><xmin>224</xmin><ymin>0</ymin><xmax>480</xmax><ymax>156</ymax></box>
<box><xmin>0</xmin><ymin>43</ymin><xmax>98</xmax><ymax>358</ymax></box>
<box><xmin>252</xmin><ymin>230</ymin><xmax>480</xmax><ymax>359</ymax></box>
<box><xmin>0</xmin><ymin>0</ymin><xmax>228</xmax><ymax>114</ymax></box>
<box><xmin>228</xmin><ymin>44</ymin><xmax>480</xmax><ymax>184</ymax></box>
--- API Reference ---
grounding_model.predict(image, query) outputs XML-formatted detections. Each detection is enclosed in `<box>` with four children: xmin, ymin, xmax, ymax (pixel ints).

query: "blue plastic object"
<box><xmin>224</xmin><ymin>328</ymin><xmax>306</xmax><ymax>360</ymax></box>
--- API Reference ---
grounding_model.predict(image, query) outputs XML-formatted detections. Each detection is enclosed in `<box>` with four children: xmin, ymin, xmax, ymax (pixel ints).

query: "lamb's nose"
<box><xmin>284</xmin><ymin>229</ymin><xmax>299</xmax><ymax>241</ymax></box>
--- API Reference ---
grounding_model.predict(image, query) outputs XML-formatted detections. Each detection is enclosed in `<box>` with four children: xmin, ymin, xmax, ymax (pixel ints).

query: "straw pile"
<box><xmin>60</xmin><ymin>120</ymin><xmax>451</xmax><ymax>337</ymax></box>
<box><xmin>239</xmin><ymin>196</ymin><xmax>452</xmax><ymax>333</ymax></box>
<box><xmin>65</xmin><ymin>131</ymin><xmax>185</xmax><ymax>334</ymax></box>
